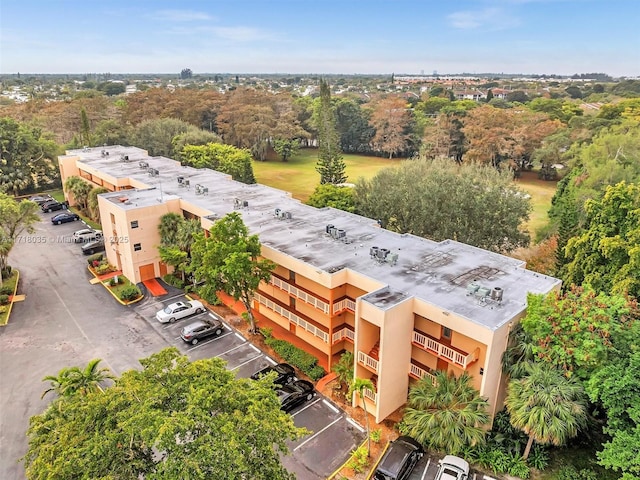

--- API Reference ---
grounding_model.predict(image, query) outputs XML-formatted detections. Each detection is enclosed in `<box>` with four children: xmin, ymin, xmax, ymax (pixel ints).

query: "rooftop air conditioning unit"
<box><xmin>284</xmin><ymin>211</ymin><xmax>292</xmax><ymax>220</ymax></box>
<box><xmin>466</xmin><ymin>282</ymin><xmax>480</xmax><ymax>295</ymax></box>
<box><xmin>370</xmin><ymin>246</ymin><xmax>379</xmax><ymax>258</ymax></box>
<box><xmin>336</xmin><ymin>229</ymin><xmax>346</xmax><ymax>239</ymax></box>
<box><xmin>377</xmin><ymin>248</ymin><xmax>390</xmax><ymax>260</ymax></box>
<box><xmin>491</xmin><ymin>287</ymin><xmax>503</xmax><ymax>302</ymax></box>
<box><xmin>326</xmin><ymin>224</ymin><xmax>335</xmax><ymax>234</ymax></box>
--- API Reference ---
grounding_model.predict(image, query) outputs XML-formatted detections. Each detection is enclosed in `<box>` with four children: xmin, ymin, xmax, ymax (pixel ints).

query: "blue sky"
<box><xmin>1</xmin><ymin>0</ymin><xmax>638</xmax><ymax>76</ymax></box>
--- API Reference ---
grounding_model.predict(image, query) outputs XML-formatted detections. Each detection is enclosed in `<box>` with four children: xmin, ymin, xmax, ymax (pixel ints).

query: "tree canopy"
<box><xmin>181</xmin><ymin>142</ymin><xmax>256</xmax><ymax>184</ymax></box>
<box><xmin>189</xmin><ymin>212</ymin><xmax>275</xmax><ymax>332</ymax></box>
<box><xmin>0</xmin><ymin>193</ymin><xmax>40</xmax><ymax>281</ymax></box>
<box><xmin>315</xmin><ymin>80</ymin><xmax>347</xmax><ymax>184</ymax></box>
<box><xmin>23</xmin><ymin>348</ymin><xmax>303</xmax><ymax>480</ymax></box>
<box><xmin>354</xmin><ymin>157</ymin><xmax>531</xmax><ymax>252</ymax></box>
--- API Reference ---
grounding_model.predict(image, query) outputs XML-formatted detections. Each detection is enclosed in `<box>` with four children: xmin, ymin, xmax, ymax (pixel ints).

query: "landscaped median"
<box><xmin>86</xmin><ymin>254</ymin><xmax>143</xmax><ymax>305</ymax></box>
<box><xmin>0</xmin><ymin>269</ymin><xmax>21</xmax><ymax>326</ymax></box>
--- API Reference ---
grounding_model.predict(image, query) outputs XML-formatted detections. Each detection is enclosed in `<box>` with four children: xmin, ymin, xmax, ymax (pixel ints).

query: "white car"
<box><xmin>434</xmin><ymin>455</ymin><xmax>470</xmax><ymax>480</ymax></box>
<box><xmin>72</xmin><ymin>228</ymin><xmax>103</xmax><ymax>243</ymax></box>
<box><xmin>156</xmin><ymin>300</ymin><xmax>205</xmax><ymax>323</ymax></box>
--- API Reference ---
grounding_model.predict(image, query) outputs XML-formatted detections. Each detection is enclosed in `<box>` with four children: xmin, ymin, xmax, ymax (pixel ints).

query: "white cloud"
<box><xmin>150</xmin><ymin>9</ymin><xmax>213</xmax><ymax>22</ymax></box>
<box><xmin>448</xmin><ymin>7</ymin><xmax>520</xmax><ymax>30</ymax></box>
<box><xmin>210</xmin><ymin>26</ymin><xmax>271</xmax><ymax>42</ymax></box>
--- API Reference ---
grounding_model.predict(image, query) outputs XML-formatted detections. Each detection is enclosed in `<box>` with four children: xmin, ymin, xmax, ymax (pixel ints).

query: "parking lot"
<box><xmin>136</xmin><ymin>296</ymin><xmax>366</xmax><ymax>479</ymax></box>
<box><xmin>0</xmin><ymin>207</ymin><xmax>364</xmax><ymax>480</ymax></box>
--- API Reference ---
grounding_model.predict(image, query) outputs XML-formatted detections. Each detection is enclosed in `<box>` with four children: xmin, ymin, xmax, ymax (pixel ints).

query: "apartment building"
<box><xmin>58</xmin><ymin>146</ymin><xmax>561</xmax><ymax>423</ymax></box>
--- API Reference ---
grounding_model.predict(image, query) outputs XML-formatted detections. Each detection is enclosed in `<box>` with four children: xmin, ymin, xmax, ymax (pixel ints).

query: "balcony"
<box><xmin>412</xmin><ymin>330</ymin><xmax>479</xmax><ymax>369</ymax></box>
<box><xmin>332</xmin><ymin>298</ymin><xmax>356</xmax><ymax>314</ymax></box>
<box><xmin>357</xmin><ymin>351</ymin><xmax>379</xmax><ymax>373</ymax></box>
<box><xmin>361</xmin><ymin>388</ymin><xmax>377</xmax><ymax>404</ymax></box>
<box><xmin>331</xmin><ymin>327</ymin><xmax>355</xmax><ymax>344</ymax></box>
<box><xmin>270</xmin><ymin>277</ymin><xmax>329</xmax><ymax>314</ymax></box>
<box><xmin>409</xmin><ymin>362</ymin><xmax>437</xmax><ymax>385</ymax></box>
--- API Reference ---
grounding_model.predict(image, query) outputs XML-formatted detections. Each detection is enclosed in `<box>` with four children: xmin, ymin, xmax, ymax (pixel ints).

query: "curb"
<box><xmin>326</xmin><ymin>437</ymin><xmax>370</xmax><ymax>480</ymax></box>
<box><xmin>0</xmin><ymin>269</ymin><xmax>20</xmax><ymax>327</ymax></box>
<box><xmin>87</xmin><ymin>265</ymin><xmax>144</xmax><ymax>306</ymax></box>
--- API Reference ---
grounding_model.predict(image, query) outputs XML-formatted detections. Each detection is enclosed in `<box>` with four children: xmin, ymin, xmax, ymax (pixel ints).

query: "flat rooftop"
<box><xmin>66</xmin><ymin>146</ymin><xmax>561</xmax><ymax>331</ymax></box>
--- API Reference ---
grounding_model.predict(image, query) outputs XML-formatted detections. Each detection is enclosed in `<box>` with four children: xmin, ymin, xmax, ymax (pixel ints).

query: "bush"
<box><xmin>86</xmin><ymin>253</ymin><xmax>104</xmax><ymax>266</ymax></box>
<box><xmin>162</xmin><ymin>274</ymin><xmax>185</xmax><ymax>289</ymax></box>
<box><xmin>370</xmin><ymin>429</ymin><xmax>382</xmax><ymax>443</ymax></box>
<box><xmin>109</xmin><ymin>276</ymin><xmax>123</xmax><ymax>286</ymax></box>
<box><xmin>119</xmin><ymin>285</ymin><xmax>141</xmax><ymax>301</ymax></box>
<box><xmin>262</xmin><ymin>328</ymin><xmax>325</xmax><ymax>380</ymax></box>
<box><xmin>554</xmin><ymin>466</ymin><xmax>598</xmax><ymax>480</ymax></box>
<box><xmin>0</xmin><ymin>294</ymin><xmax>9</xmax><ymax>305</ymax></box>
<box><xmin>1</xmin><ymin>266</ymin><xmax>12</xmax><ymax>280</ymax></box>
<box><xmin>527</xmin><ymin>444</ymin><xmax>549</xmax><ymax>470</ymax></box>
<box><xmin>95</xmin><ymin>262</ymin><xmax>116</xmax><ymax>275</ymax></box>
<box><xmin>0</xmin><ymin>285</ymin><xmax>13</xmax><ymax>295</ymax></box>
<box><xmin>345</xmin><ymin>445</ymin><xmax>369</xmax><ymax>473</ymax></box>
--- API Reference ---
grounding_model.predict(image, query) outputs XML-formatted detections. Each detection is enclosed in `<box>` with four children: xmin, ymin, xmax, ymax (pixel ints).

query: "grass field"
<box><xmin>253</xmin><ymin>149</ymin><xmax>558</xmax><ymax>240</ymax></box>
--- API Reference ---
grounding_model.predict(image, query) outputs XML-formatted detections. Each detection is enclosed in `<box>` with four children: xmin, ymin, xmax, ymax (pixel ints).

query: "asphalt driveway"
<box><xmin>0</xmin><ymin>209</ymin><xmax>365</xmax><ymax>480</ymax></box>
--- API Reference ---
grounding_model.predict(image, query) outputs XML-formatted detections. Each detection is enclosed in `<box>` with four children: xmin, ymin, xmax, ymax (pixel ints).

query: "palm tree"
<box><xmin>42</xmin><ymin>359</ymin><xmax>114</xmax><ymax>400</ymax></box>
<box><xmin>502</xmin><ymin>323</ymin><xmax>536</xmax><ymax>379</ymax></box>
<box><xmin>505</xmin><ymin>362</ymin><xmax>588</xmax><ymax>459</ymax></box>
<box><xmin>332</xmin><ymin>351</ymin><xmax>354</xmax><ymax>392</ymax></box>
<box><xmin>158</xmin><ymin>213</ymin><xmax>184</xmax><ymax>246</ymax></box>
<box><xmin>64</xmin><ymin>176</ymin><xmax>92</xmax><ymax>213</ymax></box>
<box><xmin>401</xmin><ymin>370</ymin><xmax>489</xmax><ymax>454</ymax></box>
<box><xmin>87</xmin><ymin>186</ymin><xmax>108</xmax><ymax>222</ymax></box>
<box><xmin>349</xmin><ymin>377</ymin><xmax>374</xmax><ymax>456</ymax></box>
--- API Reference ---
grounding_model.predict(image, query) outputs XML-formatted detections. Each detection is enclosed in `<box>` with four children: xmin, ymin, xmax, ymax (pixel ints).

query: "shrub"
<box><xmin>0</xmin><ymin>294</ymin><xmax>9</xmax><ymax>305</ymax></box>
<box><xmin>370</xmin><ymin>429</ymin><xmax>382</xmax><ymax>443</ymax></box>
<box><xmin>307</xmin><ymin>365</ymin><xmax>326</xmax><ymax>381</ymax></box>
<box><xmin>345</xmin><ymin>445</ymin><xmax>369</xmax><ymax>473</ymax></box>
<box><xmin>0</xmin><ymin>285</ymin><xmax>13</xmax><ymax>295</ymax></box>
<box><xmin>119</xmin><ymin>285</ymin><xmax>141</xmax><ymax>301</ymax></box>
<box><xmin>527</xmin><ymin>444</ymin><xmax>549</xmax><ymax>470</ymax></box>
<box><xmin>196</xmin><ymin>286</ymin><xmax>218</xmax><ymax>305</ymax></box>
<box><xmin>1</xmin><ymin>266</ymin><xmax>12</xmax><ymax>280</ymax></box>
<box><xmin>162</xmin><ymin>274</ymin><xmax>185</xmax><ymax>289</ymax></box>
<box><xmin>86</xmin><ymin>253</ymin><xmax>104</xmax><ymax>266</ymax></box>
<box><xmin>261</xmin><ymin>328</ymin><xmax>325</xmax><ymax>380</ymax></box>
<box><xmin>109</xmin><ymin>276</ymin><xmax>123</xmax><ymax>286</ymax></box>
<box><xmin>554</xmin><ymin>466</ymin><xmax>598</xmax><ymax>480</ymax></box>
<box><xmin>0</xmin><ymin>305</ymin><xmax>7</xmax><ymax>314</ymax></box>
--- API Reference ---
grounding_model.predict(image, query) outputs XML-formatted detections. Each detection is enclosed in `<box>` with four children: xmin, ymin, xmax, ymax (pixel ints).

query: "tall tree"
<box><xmin>506</xmin><ymin>363</ymin><xmax>588</xmax><ymax>459</ymax></box>
<box><xmin>79</xmin><ymin>107</ymin><xmax>92</xmax><ymax>146</ymax></box>
<box><xmin>315</xmin><ymin>80</ymin><xmax>347</xmax><ymax>184</ymax></box>
<box><xmin>369</xmin><ymin>96</ymin><xmax>413</xmax><ymax>159</ymax></box>
<box><xmin>24</xmin><ymin>348</ymin><xmax>303</xmax><ymax>480</ymax></box>
<box><xmin>189</xmin><ymin>212</ymin><xmax>275</xmax><ymax>333</ymax></box>
<box><xmin>131</xmin><ymin>117</ymin><xmax>192</xmax><ymax>157</ymax></box>
<box><xmin>181</xmin><ymin>143</ymin><xmax>256</xmax><ymax>184</ymax></box>
<box><xmin>42</xmin><ymin>359</ymin><xmax>114</xmax><ymax>400</ymax></box>
<box><xmin>0</xmin><ymin>193</ymin><xmax>40</xmax><ymax>284</ymax></box>
<box><xmin>401</xmin><ymin>370</ymin><xmax>489</xmax><ymax>455</ymax></box>
<box><xmin>354</xmin><ymin>158</ymin><xmax>531</xmax><ymax>253</ymax></box>
<box><xmin>87</xmin><ymin>186</ymin><xmax>108</xmax><ymax>222</ymax></box>
<box><xmin>63</xmin><ymin>175</ymin><xmax>92</xmax><ymax>212</ymax></box>
<box><xmin>349</xmin><ymin>378</ymin><xmax>375</xmax><ymax>456</ymax></box>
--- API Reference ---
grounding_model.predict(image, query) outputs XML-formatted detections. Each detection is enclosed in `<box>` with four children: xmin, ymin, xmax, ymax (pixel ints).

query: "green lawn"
<box><xmin>254</xmin><ymin>149</ymin><xmax>558</xmax><ymax>240</ymax></box>
<box><xmin>252</xmin><ymin>148</ymin><xmax>398</xmax><ymax>203</ymax></box>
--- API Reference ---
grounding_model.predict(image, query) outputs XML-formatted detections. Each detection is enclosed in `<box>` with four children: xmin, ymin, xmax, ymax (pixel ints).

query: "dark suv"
<box><xmin>373</xmin><ymin>436</ymin><xmax>424</xmax><ymax>480</ymax></box>
<box><xmin>250</xmin><ymin>363</ymin><xmax>296</xmax><ymax>387</ymax></box>
<box><xmin>41</xmin><ymin>200</ymin><xmax>67</xmax><ymax>212</ymax></box>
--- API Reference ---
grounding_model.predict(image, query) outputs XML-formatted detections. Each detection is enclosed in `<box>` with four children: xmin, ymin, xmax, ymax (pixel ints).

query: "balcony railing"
<box><xmin>412</xmin><ymin>330</ymin><xmax>478</xmax><ymax>369</ymax></box>
<box><xmin>332</xmin><ymin>298</ymin><xmax>356</xmax><ymax>314</ymax></box>
<box><xmin>361</xmin><ymin>388</ymin><xmax>377</xmax><ymax>404</ymax></box>
<box><xmin>271</xmin><ymin>277</ymin><xmax>329</xmax><ymax>314</ymax></box>
<box><xmin>409</xmin><ymin>363</ymin><xmax>437</xmax><ymax>385</ymax></box>
<box><xmin>357</xmin><ymin>351</ymin><xmax>379</xmax><ymax>373</ymax></box>
<box><xmin>331</xmin><ymin>327</ymin><xmax>355</xmax><ymax>344</ymax></box>
<box><xmin>254</xmin><ymin>293</ymin><xmax>329</xmax><ymax>343</ymax></box>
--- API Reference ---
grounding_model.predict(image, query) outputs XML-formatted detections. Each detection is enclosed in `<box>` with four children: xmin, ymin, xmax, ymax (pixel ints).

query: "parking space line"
<box><xmin>234</xmin><ymin>332</ymin><xmax>245</xmax><ymax>341</ymax></box>
<box><xmin>215</xmin><ymin>342</ymin><xmax>249</xmax><ymax>357</ymax></box>
<box><xmin>187</xmin><ymin>336</ymin><xmax>222</xmax><ymax>350</ymax></box>
<box><xmin>322</xmin><ymin>399</ymin><xmax>339</xmax><ymax>414</ymax></box>
<box><xmin>265</xmin><ymin>357</ymin><xmax>277</xmax><ymax>365</ymax></box>
<box><xmin>249</xmin><ymin>344</ymin><xmax>260</xmax><ymax>353</ymax></box>
<box><xmin>291</xmin><ymin>397</ymin><xmax>321</xmax><ymax>417</ymax></box>
<box><xmin>421</xmin><ymin>458</ymin><xmax>431</xmax><ymax>480</ymax></box>
<box><xmin>347</xmin><ymin>418</ymin><xmax>365</xmax><ymax>432</ymax></box>
<box><xmin>293</xmin><ymin>416</ymin><xmax>343</xmax><ymax>451</ymax></box>
<box><xmin>230</xmin><ymin>354</ymin><xmax>264</xmax><ymax>370</ymax></box>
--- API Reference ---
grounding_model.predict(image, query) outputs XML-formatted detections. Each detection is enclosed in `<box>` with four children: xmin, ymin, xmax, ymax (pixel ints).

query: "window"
<box><xmin>131</xmin><ymin>220</ymin><xmax>139</xmax><ymax>229</ymax></box>
<box><xmin>290</xmin><ymin>297</ymin><xmax>296</xmax><ymax>309</ymax></box>
<box><xmin>442</xmin><ymin>327</ymin><xmax>452</xmax><ymax>339</ymax></box>
<box><xmin>289</xmin><ymin>270</ymin><xmax>296</xmax><ymax>282</ymax></box>
<box><xmin>134</xmin><ymin>243</ymin><xmax>142</xmax><ymax>251</ymax></box>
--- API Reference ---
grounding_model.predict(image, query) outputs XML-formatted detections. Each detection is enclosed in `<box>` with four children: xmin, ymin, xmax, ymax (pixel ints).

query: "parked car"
<box><xmin>373</xmin><ymin>436</ymin><xmax>424</xmax><ymax>480</ymax></box>
<box><xmin>250</xmin><ymin>363</ymin><xmax>296</xmax><ymax>387</ymax></box>
<box><xmin>28</xmin><ymin>195</ymin><xmax>53</xmax><ymax>205</ymax></box>
<box><xmin>276</xmin><ymin>379</ymin><xmax>316</xmax><ymax>413</ymax></box>
<box><xmin>81</xmin><ymin>238</ymin><xmax>105</xmax><ymax>255</ymax></box>
<box><xmin>434</xmin><ymin>455</ymin><xmax>469</xmax><ymax>480</ymax></box>
<box><xmin>180</xmin><ymin>316</ymin><xmax>224</xmax><ymax>345</ymax></box>
<box><xmin>72</xmin><ymin>228</ymin><xmax>103</xmax><ymax>243</ymax></box>
<box><xmin>156</xmin><ymin>300</ymin><xmax>205</xmax><ymax>323</ymax></box>
<box><xmin>51</xmin><ymin>212</ymin><xmax>80</xmax><ymax>224</ymax></box>
<box><xmin>41</xmin><ymin>200</ymin><xmax>67</xmax><ymax>212</ymax></box>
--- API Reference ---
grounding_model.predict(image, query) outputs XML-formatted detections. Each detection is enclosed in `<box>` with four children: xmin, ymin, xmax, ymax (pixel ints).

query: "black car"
<box><xmin>51</xmin><ymin>212</ymin><xmax>80</xmax><ymax>224</ymax></box>
<box><xmin>180</xmin><ymin>317</ymin><xmax>224</xmax><ymax>345</ymax></box>
<box><xmin>41</xmin><ymin>200</ymin><xmax>67</xmax><ymax>212</ymax></box>
<box><xmin>373</xmin><ymin>436</ymin><xmax>424</xmax><ymax>480</ymax></box>
<box><xmin>81</xmin><ymin>239</ymin><xmax>106</xmax><ymax>255</ymax></box>
<box><xmin>276</xmin><ymin>379</ymin><xmax>316</xmax><ymax>413</ymax></box>
<box><xmin>250</xmin><ymin>363</ymin><xmax>296</xmax><ymax>387</ymax></box>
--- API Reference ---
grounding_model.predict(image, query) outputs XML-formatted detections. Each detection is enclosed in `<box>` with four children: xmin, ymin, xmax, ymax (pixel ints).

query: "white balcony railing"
<box><xmin>361</xmin><ymin>388</ymin><xmax>377</xmax><ymax>404</ymax></box>
<box><xmin>254</xmin><ymin>293</ymin><xmax>329</xmax><ymax>343</ymax></box>
<box><xmin>409</xmin><ymin>363</ymin><xmax>437</xmax><ymax>385</ymax></box>
<box><xmin>357</xmin><ymin>351</ymin><xmax>379</xmax><ymax>373</ymax></box>
<box><xmin>412</xmin><ymin>330</ymin><xmax>478</xmax><ymax>369</ymax></box>
<box><xmin>271</xmin><ymin>277</ymin><xmax>329</xmax><ymax>314</ymax></box>
<box><xmin>332</xmin><ymin>298</ymin><xmax>356</xmax><ymax>314</ymax></box>
<box><xmin>331</xmin><ymin>327</ymin><xmax>356</xmax><ymax>344</ymax></box>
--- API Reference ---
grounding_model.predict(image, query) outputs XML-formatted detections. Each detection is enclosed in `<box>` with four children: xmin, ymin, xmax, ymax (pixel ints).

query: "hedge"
<box><xmin>260</xmin><ymin>328</ymin><xmax>326</xmax><ymax>381</ymax></box>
